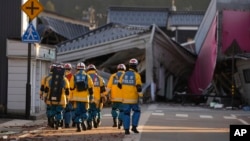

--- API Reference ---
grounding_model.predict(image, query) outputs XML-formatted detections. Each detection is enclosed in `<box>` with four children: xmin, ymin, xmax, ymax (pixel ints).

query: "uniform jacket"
<box><xmin>119</xmin><ymin>68</ymin><xmax>142</xmax><ymax>104</ymax></box>
<box><xmin>40</xmin><ymin>72</ymin><xmax>52</xmax><ymax>100</ymax></box>
<box><xmin>87</xmin><ymin>70</ymin><xmax>106</xmax><ymax>104</ymax></box>
<box><xmin>106</xmin><ymin>70</ymin><xmax>125</xmax><ymax>102</ymax></box>
<box><xmin>65</xmin><ymin>70</ymin><xmax>74</xmax><ymax>100</ymax></box>
<box><xmin>44</xmin><ymin>76</ymin><xmax>70</xmax><ymax>108</ymax></box>
<box><xmin>70</xmin><ymin>70</ymin><xmax>94</xmax><ymax>102</ymax></box>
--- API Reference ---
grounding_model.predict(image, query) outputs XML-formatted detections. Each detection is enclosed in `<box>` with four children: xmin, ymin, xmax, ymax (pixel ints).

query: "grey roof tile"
<box><xmin>107</xmin><ymin>6</ymin><xmax>169</xmax><ymax>27</ymax></box>
<box><xmin>38</xmin><ymin>16</ymin><xmax>90</xmax><ymax>40</ymax></box>
<box><xmin>56</xmin><ymin>23</ymin><xmax>150</xmax><ymax>53</ymax></box>
<box><xmin>168</xmin><ymin>11</ymin><xmax>205</xmax><ymax>26</ymax></box>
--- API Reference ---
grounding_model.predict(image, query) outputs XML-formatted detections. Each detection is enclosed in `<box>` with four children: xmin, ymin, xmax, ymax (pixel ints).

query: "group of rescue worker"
<box><xmin>40</xmin><ymin>58</ymin><xmax>143</xmax><ymax>135</ymax></box>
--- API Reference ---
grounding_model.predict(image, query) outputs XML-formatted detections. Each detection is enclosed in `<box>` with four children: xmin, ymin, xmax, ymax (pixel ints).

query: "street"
<box><xmin>1</xmin><ymin>103</ymin><xmax>250</xmax><ymax>141</ymax></box>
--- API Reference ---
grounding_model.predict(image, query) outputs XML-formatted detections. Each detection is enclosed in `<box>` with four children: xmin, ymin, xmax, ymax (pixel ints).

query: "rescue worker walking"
<box><xmin>105</xmin><ymin>64</ymin><xmax>126</xmax><ymax>129</ymax></box>
<box><xmin>118</xmin><ymin>58</ymin><xmax>143</xmax><ymax>135</ymax></box>
<box><xmin>70</xmin><ymin>62</ymin><xmax>94</xmax><ymax>132</ymax></box>
<box><xmin>63</xmin><ymin>63</ymin><xmax>74</xmax><ymax>128</ymax></box>
<box><xmin>44</xmin><ymin>64</ymin><xmax>70</xmax><ymax>130</ymax></box>
<box><xmin>40</xmin><ymin>64</ymin><xmax>56</xmax><ymax>128</ymax></box>
<box><xmin>86</xmin><ymin>64</ymin><xmax>107</xmax><ymax>130</ymax></box>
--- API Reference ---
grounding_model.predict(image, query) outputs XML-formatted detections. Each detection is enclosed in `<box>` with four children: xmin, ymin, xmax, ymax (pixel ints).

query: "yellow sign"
<box><xmin>21</xmin><ymin>0</ymin><xmax>44</xmax><ymax>20</ymax></box>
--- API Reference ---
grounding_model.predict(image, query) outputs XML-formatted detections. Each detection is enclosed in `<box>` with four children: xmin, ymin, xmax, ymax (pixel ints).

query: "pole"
<box><xmin>231</xmin><ymin>43</ymin><xmax>235</xmax><ymax>110</ymax></box>
<box><xmin>25</xmin><ymin>19</ymin><xmax>32</xmax><ymax>119</ymax></box>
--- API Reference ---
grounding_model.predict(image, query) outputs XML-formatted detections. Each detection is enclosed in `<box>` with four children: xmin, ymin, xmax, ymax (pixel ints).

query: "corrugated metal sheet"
<box><xmin>0</xmin><ymin>0</ymin><xmax>22</xmax><ymax>114</ymax></box>
<box><xmin>107</xmin><ymin>6</ymin><xmax>169</xmax><ymax>27</ymax></box>
<box><xmin>194</xmin><ymin>0</ymin><xmax>217</xmax><ymax>54</ymax></box>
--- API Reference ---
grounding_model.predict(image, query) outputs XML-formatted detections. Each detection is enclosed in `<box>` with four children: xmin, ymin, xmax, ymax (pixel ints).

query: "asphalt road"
<box><xmin>1</xmin><ymin>103</ymin><xmax>250</xmax><ymax>141</ymax></box>
<box><xmin>139</xmin><ymin>104</ymin><xmax>250</xmax><ymax>141</ymax></box>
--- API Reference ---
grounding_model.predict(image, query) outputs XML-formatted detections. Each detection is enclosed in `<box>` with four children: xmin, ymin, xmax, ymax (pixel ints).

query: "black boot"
<box><xmin>55</xmin><ymin>121</ymin><xmax>62</xmax><ymax>130</ymax></box>
<box><xmin>60</xmin><ymin>120</ymin><xmax>64</xmax><ymax>127</ymax></box>
<box><xmin>47</xmin><ymin>118</ymin><xmax>52</xmax><ymax>127</ymax></box>
<box><xmin>93</xmin><ymin>118</ymin><xmax>98</xmax><ymax>128</ymax></box>
<box><xmin>87</xmin><ymin>121</ymin><xmax>92</xmax><ymax>130</ymax></box>
<box><xmin>131</xmin><ymin>126</ymin><xmax>139</xmax><ymax>133</ymax></box>
<box><xmin>81</xmin><ymin>121</ymin><xmax>87</xmax><ymax>131</ymax></box>
<box><xmin>112</xmin><ymin>118</ymin><xmax>117</xmax><ymax>127</ymax></box>
<box><xmin>76</xmin><ymin>123</ymin><xmax>81</xmax><ymax>132</ymax></box>
<box><xmin>118</xmin><ymin>120</ymin><xmax>122</xmax><ymax>129</ymax></box>
<box><xmin>65</xmin><ymin>123</ymin><xmax>70</xmax><ymax>128</ymax></box>
<box><xmin>72</xmin><ymin>122</ymin><xmax>76</xmax><ymax>127</ymax></box>
<box><xmin>49</xmin><ymin>117</ymin><xmax>55</xmax><ymax>128</ymax></box>
<box><xmin>97</xmin><ymin>119</ymin><xmax>101</xmax><ymax>127</ymax></box>
<box><xmin>125</xmin><ymin>129</ymin><xmax>130</xmax><ymax>135</ymax></box>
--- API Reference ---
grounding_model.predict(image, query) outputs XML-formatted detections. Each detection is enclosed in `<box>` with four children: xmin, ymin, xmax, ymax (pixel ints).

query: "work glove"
<box><xmin>117</xmin><ymin>82</ymin><xmax>122</xmax><ymax>89</ymax></box>
<box><xmin>89</xmin><ymin>95</ymin><xmax>95</xmax><ymax>103</ymax></box>
<box><xmin>101</xmin><ymin>93</ymin><xmax>106</xmax><ymax>97</ymax></box>
<box><xmin>138</xmin><ymin>92</ymin><xmax>143</xmax><ymax>98</ymax></box>
<box><xmin>40</xmin><ymin>94</ymin><xmax>44</xmax><ymax>100</ymax></box>
<box><xmin>101</xmin><ymin>96</ymin><xmax>107</xmax><ymax>104</ymax></box>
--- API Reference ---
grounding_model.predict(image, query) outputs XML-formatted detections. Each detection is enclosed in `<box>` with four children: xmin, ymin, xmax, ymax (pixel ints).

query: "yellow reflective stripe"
<box><xmin>123</xmin><ymin>99</ymin><xmax>138</xmax><ymax>103</ymax></box>
<box><xmin>112</xmin><ymin>98</ymin><xmax>123</xmax><ymax>102</ymax></box>
<box><xmin>71</xmin><ymin>97</ymin><xmax>88</xmax><ymax>101</ymax></box>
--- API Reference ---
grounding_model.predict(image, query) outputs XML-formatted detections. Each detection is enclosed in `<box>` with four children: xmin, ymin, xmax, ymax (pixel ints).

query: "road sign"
<box><xmin>21</xmin><ymin>0</ymin><xmax>44</xmax><ymax>20</ymax></box>
<box><xmin>22</xmin><ymin>23</ymin><xmax>41</xmax><ymax>43</ymax></box>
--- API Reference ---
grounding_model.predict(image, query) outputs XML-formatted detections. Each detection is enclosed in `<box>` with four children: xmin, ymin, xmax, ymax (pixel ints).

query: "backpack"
<box><xmin>74</xmin><ymin>70</ymin><xmax>88</xmax><ymax>91</ymax></box>
<box><xmin>49</xmin><ymin>66</ymin><xmax>65</xmax><ymax>102</ymax></box>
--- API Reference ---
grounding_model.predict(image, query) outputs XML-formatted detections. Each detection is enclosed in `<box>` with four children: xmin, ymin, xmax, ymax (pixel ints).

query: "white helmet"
<box><xmin>129</xmin><ymin>58</ymin><xmax>138</xmax><ymax>66</ymax></box>
<box><xmin>64</xmin><ymin>63</ymin><xmax>72</xmax><ymax>70</ymax></box>
<box><xmin>87</xmin><ymin>64</ymin><xmax>96</xmax><ymax>70</ymax></box>
<box><xmin>117</xmin><ymin>64</ymin><xmax>126</xmax><ymax>70</ymax></box>
<box><xmin>76</xmin><ymin>62</ymin><xmax>86</xmax><ymax>70</ymax></box>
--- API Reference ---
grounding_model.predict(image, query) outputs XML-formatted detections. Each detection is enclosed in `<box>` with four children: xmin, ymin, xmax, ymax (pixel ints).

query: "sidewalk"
<box><xmin>0</xmin><ymin>106</ymin><xmax>143</xmax><ymax>141</ymax></box>
<box><xmin>0</xmin><ymin>110</ymin><xmax>48</xmax><ymax>140</ymax></box>
<box><xmin>0</xmin><ymin>118</ymin><xmax>47</xmax><ymax>140</ymax></box>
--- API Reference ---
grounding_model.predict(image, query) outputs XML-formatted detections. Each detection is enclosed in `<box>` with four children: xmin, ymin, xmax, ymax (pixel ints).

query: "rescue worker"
<box><xmin>86</xmin><ymin>64</ymin><xmax>107</xmax><ymax>130</ymax></box>
<box><xmin>63</xmin><ymin>63</ymin><xmax>74</xmax><ymax>128</ymax></box>
<box><xmin>105</xmin><ymin>64</ymin><xmax>126</xmax><ymax>129</ymax></box>
<box><xmin>70</xmin><ymin>62</ymin><xmax>94</xmax><ymax>132</ymax></box>
<box><xmin>118</xmin><ymin>58</ymin><xmax>143</xmax><ymax>135</ymax></box>
<box><xmin>40</xmin><ymin>64</ymin><xmax>56</xmax><ymax>127</ymax></box>
<box><xmin>44</xmin><ymin>64</ymin><xmax>70</xmax><ymax>130</ymax></box>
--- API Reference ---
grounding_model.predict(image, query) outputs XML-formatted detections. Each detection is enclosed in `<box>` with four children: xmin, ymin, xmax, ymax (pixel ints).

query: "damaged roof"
<box><xmin>56</xmin><ymin>23</ymin><xmax>151</xmax><ymax>53</ymax></box>
<box><xmin>107</xmin><ymin>6</ymin><xmax>169</xmax><ymax>27</ymax></box>
<box><xmin>168</xmin><ymin>11</ymin><xmax>205</xmax><ymax>27</ymax></box>
<box><xmin>38</xmin><ymin>16</ymin><xmax>90</xmax><ymax>40</ymax></box>
<box><xmin>107</xmin><ymin>6</ymin><xmax>204</xmax><ymax>28</ymax></box>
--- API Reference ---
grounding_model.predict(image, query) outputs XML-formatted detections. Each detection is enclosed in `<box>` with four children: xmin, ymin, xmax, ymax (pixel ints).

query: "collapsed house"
<box><xmin>56</xmin><ymin>23</ymin><xmax>196</xmax><ymax>102</ymax></box>
<box><xmin>56</xmin><ymin>6</ymin><xmax>203</xmax><ymax>102</ymax></box>
<box><xmin>188</xmin><ymin>0</ymin><xmax>250</xmax><ymax>106</ymax></box>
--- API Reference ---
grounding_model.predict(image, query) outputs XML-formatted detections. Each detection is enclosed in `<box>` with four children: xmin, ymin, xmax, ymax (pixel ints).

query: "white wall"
<box><xmin>7</xmin><ymin>39</ymin><xmax>55</xmax><ymax>115</ymax></box>
<box><xmin>35</xmin><ymin>60</ymin><xmax>49</xmax><ymax>112</ymax></box>
<box><xmin>7</xmin><ymin>59</ymin><xmax>27</xmax><ymax>114</ymax></box>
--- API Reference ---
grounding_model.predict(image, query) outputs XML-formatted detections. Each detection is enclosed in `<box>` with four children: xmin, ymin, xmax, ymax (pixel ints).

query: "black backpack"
<box><xmin>74</xmin><ymin>70</ymin><xmax>88</xmax><ymax>91</ymax></box>
<box><xmin>49</xmin><ymin>65</ymin><xmax>65</xmax><ymax>102</ymax></box>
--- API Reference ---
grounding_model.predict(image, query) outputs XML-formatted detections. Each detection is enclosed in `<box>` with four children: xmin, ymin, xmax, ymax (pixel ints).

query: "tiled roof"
<box><xmin>168</xmin><ymin>11</ymin><xmax>205</xmax><ymax>26</ymax></box>
<box><xmin>56</xmin><ymin>23</ymin><xmax>150</xmax><ymax>53</ymax></box>
<box><xmin>38</xmin><ymin>16</ymin><xmax>90</xmax><ymax>40</ymax></box>
<box><xmin>107</xmin><ymin>6</ymin><xmax>169</xmax><ymax>27</ymax></box>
